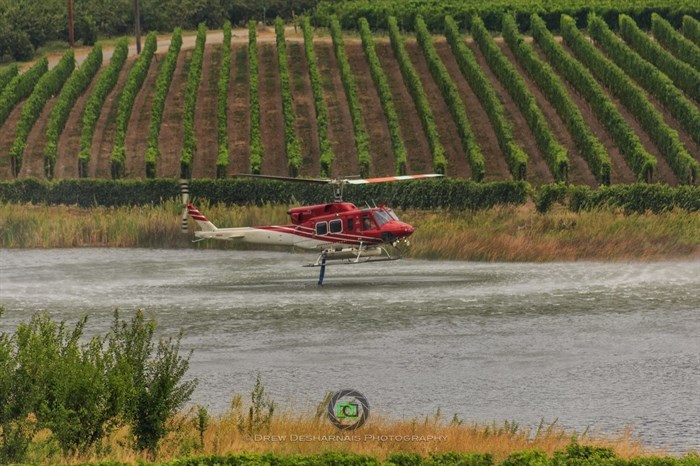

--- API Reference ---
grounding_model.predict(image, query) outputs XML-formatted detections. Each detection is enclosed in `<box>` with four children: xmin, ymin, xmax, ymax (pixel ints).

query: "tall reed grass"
<box><xmin>1</xmin><ymin>202</ymin><xmax>698</xmax><ymax>261</ymax></box>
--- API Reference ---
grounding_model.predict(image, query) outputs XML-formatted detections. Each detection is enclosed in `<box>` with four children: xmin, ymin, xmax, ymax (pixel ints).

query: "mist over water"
<box><xmin>1</xmin><ymin>248</ymin><xmax>698</xmax><ymax>453</ymax></box>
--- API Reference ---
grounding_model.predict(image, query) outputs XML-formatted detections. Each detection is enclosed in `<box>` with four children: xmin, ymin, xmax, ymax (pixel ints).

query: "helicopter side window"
<box><xmin>329</xmin><ymin>219</ymin><xmax>342</xmax><ymax>234</ymax></box>
<box><xmin>347</xmin><ymin>218</ymin><xmax>354</xmax><ymax>231</ymax></box>
<box><xmin>362</xmin><ymin>216</ymin><xmax>372</xmax><ymax>230</ymax></box>
<box><xmin>315</xmin><ymin>222</ymin><xmax>328</xmax><ymax>236</ymax></box>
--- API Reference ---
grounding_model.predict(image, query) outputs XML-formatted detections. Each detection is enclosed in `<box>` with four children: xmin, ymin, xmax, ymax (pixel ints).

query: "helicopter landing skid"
<box><xmin>305</xmin><ymin>246</ymin><xmax>401</xmax><ymax>285</ymax></box>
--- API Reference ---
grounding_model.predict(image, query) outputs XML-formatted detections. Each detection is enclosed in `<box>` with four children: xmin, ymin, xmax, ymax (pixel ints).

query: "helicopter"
<box><xmin>180</xmin><ymin>174</ymin><xmax>443</xmax><ymax>284</ymax></box>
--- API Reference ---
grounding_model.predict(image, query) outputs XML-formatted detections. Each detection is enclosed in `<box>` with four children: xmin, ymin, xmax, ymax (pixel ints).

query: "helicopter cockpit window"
<box><xmin>373</xmin><ymin>210</ymin><xmax>393</xmax><ymax>227</ymax></box>
<box><xmin>386</xmin><ymin>208</ymin><xmax>399</xmax><ymax>221</ymax></box>
<box><xmin>329</xmin><ymin>219</ymin><xmax>342</xmax><ymax>234</ymax></box>
<box><xmin>315</xmin><ymin>222</ymin><xmax>328</xmax><ymax>235</ymax></box>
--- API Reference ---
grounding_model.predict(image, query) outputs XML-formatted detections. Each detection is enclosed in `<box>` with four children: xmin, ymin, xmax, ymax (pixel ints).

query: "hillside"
<box><xmin>1</xmin><ymin>14</ymin><xmax>699</xmax><ymax>187</ymax></box>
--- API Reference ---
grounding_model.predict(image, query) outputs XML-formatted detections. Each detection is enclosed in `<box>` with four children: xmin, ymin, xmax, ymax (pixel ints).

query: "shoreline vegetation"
<box><xmin>1</xmin><ymin>201</ymin><xmax>698</xmax><ymax>261</ymax></box>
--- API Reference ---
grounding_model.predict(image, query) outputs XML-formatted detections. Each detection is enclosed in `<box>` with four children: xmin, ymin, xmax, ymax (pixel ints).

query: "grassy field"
<box><xmin>1</xmin><ymin>201</ymin><xmax>698</xmax><ymax>261</ymax></box>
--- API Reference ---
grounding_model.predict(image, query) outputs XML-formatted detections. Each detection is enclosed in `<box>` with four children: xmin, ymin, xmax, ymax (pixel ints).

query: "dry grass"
<box><xmin>1</xmin><ymin>201</ymin><xmax>699</xmax><ymax>261</ymax></box>
<box><xmin>31</xmin><ymin>410</ymin><xmax>657</xmax><ymax>465</ymax></box>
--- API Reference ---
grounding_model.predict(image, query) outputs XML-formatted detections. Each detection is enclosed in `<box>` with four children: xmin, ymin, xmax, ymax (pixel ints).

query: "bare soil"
<box><xmin>374</xmin><ymin>41</ymin><xmax>433</xmax><ymax>174</ymax></box>
<box><xmin>192</xmin><ymin>44</ymin><xmax>221</xmax><ymax>179</ymax></box>
<box><xmin>405</xmin><ymin>39</ymin><xmax>471</xmax><ymax>179</ymax></box>
<box><xmin>227</xmin><ymin>44</ymin><xmax>250</xmax><ymax>176</ymax></box>
<box><xmin>0</xmin><ymin>100</ymin><xmax>26</xmax><ymax>178</ymax></box>
<box><xmin>17</xmin><ymin>96</ymin><xmax>60</xmax><ymax>178</ymax></box>
<box><xmin>157</xmin><ymin>49</ymin><xmax>189</xmax><ymax>178</ymax></box>
<box><xmin>88</xmin><ymin>58</ymin><xmax>136</xmax><ymax>178</ymax></box>
<box><xmin>55</xmin><ymin>66</ymin><xmax>101</xmax><ymax>178</ymax></box>
<box><xmin>286</xmin><ymin>41</ymin><xmax>321</xmax><ymax>177</ymax></box>
<box><xmin>314</xmin><ymin>41</ymin><xmax>358</xmax><ymax>177</ymax></box>
<box><xmin>497</xmin><ymin>42</ymin><xmax>597</xmax><ymax>187</ymax></box>
<box><xmin>345</xmin><ymin>40</ymin><xmax>395</xmax><ymax>177</ymax></box>
<box><xmin>434</xmin><ymin>40</ymin><xmax>510</xmax><ymax>181</ymax></box>
<box><xmin>124</xmin><ymin>55</ymin><xmax>161</xmax><ymax>178</ymax></box>
<box><xmin>259</xmin><ymin>44</ymin><xmax>287</xmax><ymax>177</ymax></box>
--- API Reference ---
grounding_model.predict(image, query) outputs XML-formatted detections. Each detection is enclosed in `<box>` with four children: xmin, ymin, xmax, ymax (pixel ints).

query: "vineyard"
<box><xmin>1</xmin><ymin>9</ymin><xmax>700</xmax><ymax>188</ymax></box>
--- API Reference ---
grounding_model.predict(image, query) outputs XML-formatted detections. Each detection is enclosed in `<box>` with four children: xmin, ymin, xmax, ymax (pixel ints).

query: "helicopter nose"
<box><xmin>393</xmin><ymin>222</ymin><xmax>414</xmax><ymax>237</ymax></box>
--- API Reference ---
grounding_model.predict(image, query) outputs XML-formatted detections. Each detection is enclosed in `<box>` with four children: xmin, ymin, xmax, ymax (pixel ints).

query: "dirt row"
<box><xmin>1</xmin><ymin>30</ymin><xmax>699</xmax><ymax>186</ymax></box>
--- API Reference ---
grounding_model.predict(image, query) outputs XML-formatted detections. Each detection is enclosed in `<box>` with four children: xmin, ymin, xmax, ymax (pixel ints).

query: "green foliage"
<box><xmin>472</xmin><ymin>16</ymin><xmax>567</xmax><ymax>182</ymax></box>
<box><xmin>682</xmin><ymin>15</ymin><xmax>700</xmax><ymax>46</ymax></box>
<box><xmin>241</xmin><ymin>374</ymin><xmax>276</xmax><ymax>435</ymax></box>
<box><xmin>531</xmin><ymin>14</ymin><xmax>656</xmax><ymax>183</ymax></box>
<box><xmin>330</xmin><ymin>15</ymin><xmax>371</xmax><ymax>176</ymax></box>
<box><xmin>0</xmin><ymin>63</ymin><xmax>18</xmax><ymax>93</ymax></box>
<box><xmin>10</xmin><ymin>50</ymin><xmax>75</xmax><ymax>177</ymax></box>
<box><xmin>179</xmin><ymin>23</ymin><xmax>207</xmax><ymax>179</ymax></box>
<box><xmin>313</xmin><ymin>0</ymin><xmax>699</xmax><ymax>33</ymax></box>
<box><xmin>590</xmin><ymin>15</ymin><xmax>700</xmax><ymax>150</ymax></box>
<box><xmin>425</xmin><ymin>452</ymin><xmax>494</xmax><ymax>466</ymax></box>
<box><xmin>389</xmin><ymin>16</ymin><xmax>447</xmax><ymax>175</ymax></box>
<box><xmin>619</xmin><ymin>14</ymin><xmax>700</xmax><ymax>103</ymax></box>
<box><xmin>44</xmin><ymin>45</ymin><xmax>103</xmax><ymax>179</ymax></box>
<box><xmin>0</xmin><ymin>57</ymin><xmax>48</xmax><ymax>127</ymax></box>
<box><xmin>564</xmin><ymin>14</ymin><xmax>698</xmax><ymax>184</ymax></box>
<box><xmin>249</xmin><ymin>20</ymin><xmax>263</xmax><ymax>174</ymax></box>
<box><xmin>415</xmin><ymin>15</ymin><xmax>485</xmax><ymax>181</ymax></box>
<box><xmin>216</xmin><ymin>21</ymin><xmax>232</xmax><ymax>179</ymax></box>
<box><xmin>146</xmin><ymin>27</ymin><xmax>183</xmax><ymax>179</ymax></box>
<box><xmin>358</xmin><ymin>17</ymin><xmax>407</xmax><ymax>175</ymax></box>
<box><xmin>501</xmin><ymin>450</ymin><xmax>551</xmax><ymax>466</ymax></box>
<box><xmin>78</xmin><ymin>38</ymin><xmax>129</xmax><ymax>178</ymax></box>
<box><xmin>445</xmin><ymin>16</ymin><xmax>526</xmax><ymax>180</ymax></box>
<box><xmin>0</xmin><ymin>309</ymin><xmax>195</xmax><ymax>460</ymax></box>
<box><xmin>276</xmin><ymin>17</ymin><xmax>304</xmax><ymax>176</ymax></box>
<box><xmin>502</xmin><ymin>14</ymin><xmax>611</xmax><ymax>185</ymax></box>
<box><xmin>111</xmin><ymin>32</ymin><xmax>157</xmax><ymax>179</ymax></box>
<box><xmin>652</xmin><ymin>13</ymin><xmax>700</xmax><ymax>71</ymax></box>
<box><xmin>301</xmin><ymin>16</ymin><xmax>334</xmax><ymax>176</ymax></box>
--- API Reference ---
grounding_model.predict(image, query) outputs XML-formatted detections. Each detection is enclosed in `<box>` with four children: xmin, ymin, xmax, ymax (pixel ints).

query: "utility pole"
<box><xmin>134</xmin><ymin>0</ymin><xmax>141</xmax><ymax>54</ymax></box>
<box><xmin>68</xmin><ymin>0</ymin><xmax>74</xmax><ymax>47</ymax></box>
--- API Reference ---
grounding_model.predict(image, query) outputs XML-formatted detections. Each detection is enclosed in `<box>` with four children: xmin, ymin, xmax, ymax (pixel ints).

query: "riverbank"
<box><xmin>1</xmin><ymin>201</ymin><xmax>698</xmax><ymax>261</ymax></box>
<box><xmin>0</xmin><ymin>202</ymin><xmax>700</xmax><ymax>262</ymax></box>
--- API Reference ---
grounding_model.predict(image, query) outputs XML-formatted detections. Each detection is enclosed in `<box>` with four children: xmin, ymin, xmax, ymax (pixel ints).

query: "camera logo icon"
<box><xmin>327</xmin><ymin>389</ymin><xmax>369</xmax><ymax>430</ymax></box>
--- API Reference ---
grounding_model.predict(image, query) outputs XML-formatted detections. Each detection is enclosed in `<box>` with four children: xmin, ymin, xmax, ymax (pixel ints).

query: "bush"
<box><xmin>652</xmin><ymin>13</ymin><xmax>700</xmax><ymax>71</ymax></box>
<box><xmin>180</xmin><ymin>23</ymin><xmax>207</xmax><ymax>179</ymax></box>
<box><xmin>216</xmin><ymin>21</ymin><xmax>232</xmax><ymax>178</ymax></box>
<box><xmin>0</xmin><ymin>63</ymin><xmax>19</xmax><ymax>94</ymax></box>
<box><xmin>0</xmin><ymin>58</ymin><xmax>48</xmax><ymax>127</ymax></box>
<box><xmin>682</xmin><ymin>15</ymin><xmax>700</xmax><ymax>46</ymax></box>
<box><xmin>0</xmin><ymin>29</ymin><xmax>34</xmax><ymax>61</ymax></box>
<box><xmin>249</xmin><ymin>20</ymin><xmax>263</xmax><ymax>174</ymax></box>
<box><xmin>276</xmin><ymin>17</ymin><xmax>303</xmax><ymax>176</ymax></box>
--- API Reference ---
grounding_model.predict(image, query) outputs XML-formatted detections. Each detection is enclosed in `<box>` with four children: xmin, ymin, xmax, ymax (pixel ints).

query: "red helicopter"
<box><xmin>180</xmin><ymin>174</ymin><xmax>443</xmax><ymax>284</ymax></box>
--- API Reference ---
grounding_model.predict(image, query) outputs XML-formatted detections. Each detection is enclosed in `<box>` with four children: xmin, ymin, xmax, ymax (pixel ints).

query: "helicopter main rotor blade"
<box><xmin>233</xmin><ymin>173</ymin><xmax>331</xmax><ymax>184</ymax></box>
<box><xmin>345</xmin><ymin>174</ymin><xmax>444</xmax><ymax>184</ymax></box>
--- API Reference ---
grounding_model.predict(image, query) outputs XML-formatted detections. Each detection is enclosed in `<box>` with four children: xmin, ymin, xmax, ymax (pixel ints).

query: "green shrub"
<box><xmin>652</xmin><ymin>13</ymin><xmax>700</xmax><ymax>71</ymax></box>
<box><xmin>0</xmin><ymin>64</ymin><xmax>19</xmax><ymax>94</ymax></box>
<box><xmin>276</xmin><ymin>17</ymin><xmax>303</xmax><ymax>176</ymax></box>
<box><xmin>0</xmin><ymin>58</ymin><xmax>48</xmax><ymax>127</ymax></box>
<box><xmin>78</xmin><ymin>38</ymin><xmax>129</xmax><ymax>177</ymax></box>
<box><xmin>216</xmin><ymin>21</ymin><xmax>232</xmax><ymax>178</ymax></box>
<box><xmin>180</xmin><ymin>23</ymin><xmax>207</xmax><ymax>179</ymax></box>
<box><xmin>682</xmin><ymin>15</ymin><xmax>700</xmax><ymax>46</ymax></box>
<box><xmin>501</xmin><ymin>450</ymin><xmax>551</xmax><ymax>466</ymax></box>
<box><xmin>249</xmin><ymin>20</ymin><xmax>263</xmax><ymax>174</ymax></box>
<box><xmin>146</xmin><ymin>27</ymin><xmax>183</xmax><ymax>178</ymax></box>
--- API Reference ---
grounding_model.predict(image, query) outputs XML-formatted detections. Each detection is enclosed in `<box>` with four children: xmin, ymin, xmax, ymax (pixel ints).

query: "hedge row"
<box><xmin>110</xmin><ymin>32</ymin><xmax>157</xmax><ymax>179</ymax></box>
<box><xmin>78</xmin><ymin>38</ymin><xmax>129</xmax><ymax>177</ymax></box>
<box><xmin>248</xmin><ymin>20</ymin><xmax>263</xmax><ymax>174</ymax></box>
<box><xmin>536</xmin><ymin>181</ymin><xmax>700</xmax><ymax>214</ymax></box>
<box><xmin>415</xmin><ymin>15</ymin><xmax>485</xmax><ymax>181</ymax></box>
<box><xmin>0</xmin><ymin>178</ymin><xmax>529</xmax><ymax>211</ymax></box>
<box><xmin>301</xmin><ymin>16</ymin><xmax>334</xmax><ymax>176</ymax></box>
<box><xmin>358</xmin><ymin>18</ymin><xmax>407</xmax><ymax>176</ymax></box>
<box><xmin>313</xmin><ymin>0</ymin><xmax>700</xmax><ymax>34</ymax></box>
<box><xmin>652</xmin><ymin>13</ymin><xmax>700</xmax><ymax>71</ymax></box>
<box><xmin>683</xmin><ymin>15</ymin><xmax>700</xmax><ymax>46</ymax></box>
<box><xmin>471</xmin><ymin>15</ymin><xmax>568</xmax><ymax>182</ymax></box>
<box><xmin>9</xmin><ymin>50</ymin><xmax>75</xmax><ymax>177</ymax></box>
<box><xmin>388</xmin><ymin>16</ymin><xmax>447</xmax><ymax>174</ymax></box>
<box><xmin>564</xmin><ymin>15</ymin><xmax>698</xmax><ymax>184</ymax></box>
<box><xmin>502</xmin><ymin>14</ymin><xmax>611</xmax><ymax>185</ymax></box>
<box><xmin>619</xmin><ymin>14</ymin><xmax>700</xmax><ymax>104</ymax></box>
<box><xmin>216</xmin><ymin>21</ymin><xmax>232</xmax><ymax>178</ymax></box>
<box><xmin>0</xmin><ymin>63</ymin><xmax>18</xmax><ymax>94</ymax></box>
<box><xmin>180</xmin><ymin>23</ymin><xmax>206</xmax><ymax>179</ymax></box>
<box><xmin>145</xmin><ymin>27</ymin><xmax>183</xmax><ymax>178</ymax></box>
<box><xmin>275</xmin><ymin>17</ymin><xmax>303</xmax><ymax>177</ymax></box>
<box><xmin>444</xmin><ymin>16</ymin><xmax>527</xmax><ymax>180</ymax></box>
<box><xmin>531</xmin><ymin>14</ymin><xmax>656</xmax><ymax>182</ymax></box>
<box><xmin>590</xmin><ymin>15</ymin><xmax>700</xmax><ymax>149</ymax></box>
<box><xmin>43</xmin><ymin>45</ymin><xmax>103</xmax><ymax>179</ymax></box>
<box><xmin>329</xmin><ymin>15</ymin><xmax>371</xmax><ymax>177</ymax></box>
<box><xmin>0</xmin><ymin>58</ymin><xmax>48</xmax><ymax>127</ymax></box>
